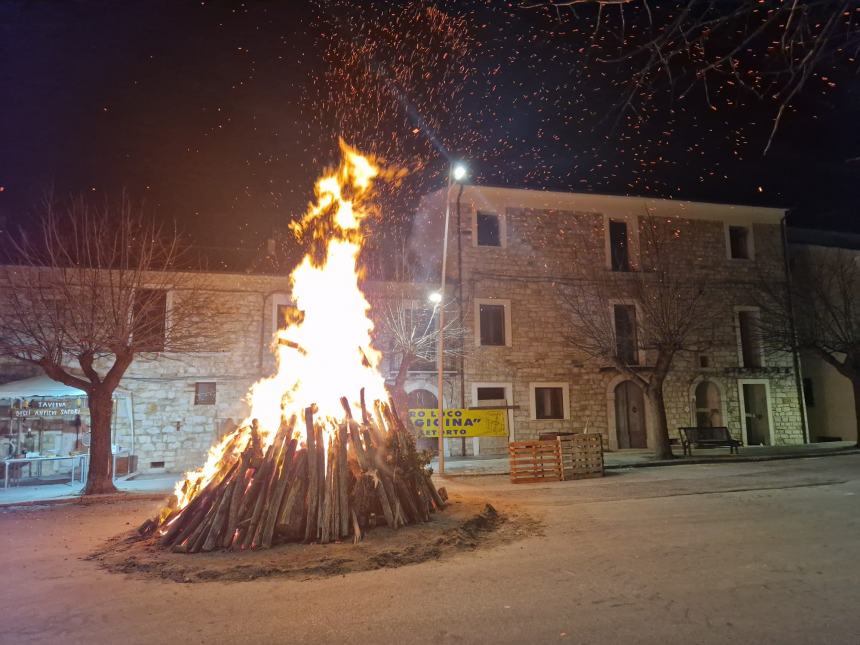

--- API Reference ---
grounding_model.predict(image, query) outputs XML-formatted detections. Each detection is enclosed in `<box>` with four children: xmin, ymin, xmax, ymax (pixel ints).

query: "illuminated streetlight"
<box><xmin>452</xmin><ymin>163</ymin><xmax>467</xmax><ymax>182</ymax></box>
<box><xmin>428</xmin><ymin>291</ymin><xmax>442</xmax><ymax>304</ymax></box>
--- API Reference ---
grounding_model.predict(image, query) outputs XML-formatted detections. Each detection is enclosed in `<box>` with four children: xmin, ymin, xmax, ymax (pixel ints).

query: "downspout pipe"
<box><xmin>781</xmin><ymin>212</ymin><xmax>810</xmax><ymax>443</ymax></box>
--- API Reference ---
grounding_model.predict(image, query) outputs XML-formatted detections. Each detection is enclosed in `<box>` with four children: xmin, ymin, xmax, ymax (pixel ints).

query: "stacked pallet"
<box><xmin>509</xmin><ymin>433</ymin><xmax>604</xmax><ymax>484</ymax></box>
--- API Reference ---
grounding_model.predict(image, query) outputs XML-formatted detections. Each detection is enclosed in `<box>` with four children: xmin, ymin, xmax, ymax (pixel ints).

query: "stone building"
<box><xmin>0</xmin><ymin>186</ymin><xmax>815</xmax><ymax>474</ymax></box>
<box><xmin>788</xmin><ymin>228</ymin><xmax>860</xmax><ymax>443</ymax></box>
<box><xmin>414</xmin><ymin>186</ymin><xmax>807</xmax><ymax>456</ymax></box>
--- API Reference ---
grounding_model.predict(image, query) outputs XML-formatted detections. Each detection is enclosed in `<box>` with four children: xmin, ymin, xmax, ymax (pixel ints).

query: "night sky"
<box><xmin>2</xmin><ymin>0</ymin><xmax>859</xmax><ymax>250</ymax></box>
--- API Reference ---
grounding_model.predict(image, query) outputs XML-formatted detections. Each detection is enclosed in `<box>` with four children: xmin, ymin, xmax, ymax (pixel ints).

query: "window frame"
<box><xmin>734</xmin><ymin>306</ymin><xmax>766</xmax><ymax>368</ymax></box>
<box><xmin>529</xmin><ymin>382</ymin><xmax>570</xmax><ymax>421</ymax></box>
<box><xmin>610</xmin><ymin>300</ymin><xmax>643</xmax><ymax>366</ymax></box>
<box><xmin>725</xmin><ymin>223</ymin><xmax>756</xmax><ymax>261</ymax></box>
<box><xmin>474</xmin><ymin>298</ymin><xmax>512</xmax><ymax>347</ymax></box>
<box><xmin>272</xmin><ymin>293</ymin><xmax>296</xmax><ymax>333</ymax></box>
<box><xmin>603</xmin><ymin>214</ymin><xmax>639</xmax><ymax>271</ymax></box>
<box><xmin>132</xmin><ymin>287</ymin><xmax>169</xmax><ymax>352</ymax></box>
<box><xmin>471</xmin><ymin>210</ymin><xmax>507</xmax><ymax>249</ymax></box>
<box><xmin>194</xmin><ymin>381</ymin><xmax>217</xmax><ymax>406</ymax></box>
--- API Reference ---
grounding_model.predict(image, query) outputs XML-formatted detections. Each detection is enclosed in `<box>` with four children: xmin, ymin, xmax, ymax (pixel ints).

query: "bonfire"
<box><xmin>139</xmin><ymin>142</ymin><xmax>445</xmax><ymax>553</ymax></box>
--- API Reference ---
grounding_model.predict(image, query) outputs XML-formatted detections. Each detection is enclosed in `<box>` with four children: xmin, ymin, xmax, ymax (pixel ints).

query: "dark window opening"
<box><xmin>195</xmin><ymin>382</ymin><xmax>217</xmax><ymax>405</ymax></box>
<box><xmin>477</xmin><ymin>387</ymin><xmax>506</xmax><ymax>400</ymax></box>
<box><xmin>133</xmin><ymin>289</ymin><xmax>167</xmax><ymax>352</ymax></box>
<box><xmin>802</xmin><ymin>377</ymin><xmax>815</xmax><ymax>407</ymax></box>
<box><xmin>729</xmin><ymin>226</ymin><xmax>751</xmax><ymax>259</ymax></box>
<box><xmin>150</xmin><ymin>461</ymin><xmax>165</xmax><ymax>469</ymax></box>
<box><xmin>614</xmin><ymin>304</ymin><xmax>638</xmax><ymax>365</ymax></box>
<box><xmin>738</xmin><ymin>310</ymin><xmax>762</xmax><ymax>368</ymax></box>
<box><xmin>479</xmin><ymin>304</ymin><xmax>506</xmax><ymax>346</ymax></box>
<box><xmin>476</xmin><ymin>212</ymin><xmax>501</xmax><ymax>247</ymax></box>
<box><xmin>609</xmin><ymin>220</ymin><xmax>630</xmax><ymax>271</ymax></box>
<box><xmin>699</xmin><ymin>354</ymin><xmax>711</xmax><ymax>368</ymax></box>
<box><xmin>535</xmin><ymin>387</ymin><xmax>564</xmax><ymax>420</ymax></box>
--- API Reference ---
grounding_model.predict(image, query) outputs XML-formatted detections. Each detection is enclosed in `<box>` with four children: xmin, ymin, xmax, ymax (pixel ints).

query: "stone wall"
<box><xmin>423</xmin><ymin>187</ymin><xmax>806</xmax><ymax>454</ymax></box>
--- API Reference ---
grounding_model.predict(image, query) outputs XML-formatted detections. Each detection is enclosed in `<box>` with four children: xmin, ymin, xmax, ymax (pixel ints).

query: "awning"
<box><xmin>0</xmin><ymin>374</ymin><xmax>130</xmax><ymax>399</ymax></box>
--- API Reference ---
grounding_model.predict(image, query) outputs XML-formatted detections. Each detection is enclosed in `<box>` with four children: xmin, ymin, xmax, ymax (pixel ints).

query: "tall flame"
<box><xmin>169</xmin><ymin>142</ymin><xmax>389</xmax><ymax>513</ymax></box>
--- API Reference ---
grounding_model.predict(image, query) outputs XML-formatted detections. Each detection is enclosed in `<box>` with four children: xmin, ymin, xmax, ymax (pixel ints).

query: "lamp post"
<box><xmin>434</xmin><ymin>162</ymin><xmax>466</xmax><ymax>476</ymax></box>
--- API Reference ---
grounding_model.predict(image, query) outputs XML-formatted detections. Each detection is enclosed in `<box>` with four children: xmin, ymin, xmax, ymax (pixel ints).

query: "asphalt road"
<box><xmin>2</xmin><ymin>455</ymin><xmax>859</xmax><ymax>644</ymax></box>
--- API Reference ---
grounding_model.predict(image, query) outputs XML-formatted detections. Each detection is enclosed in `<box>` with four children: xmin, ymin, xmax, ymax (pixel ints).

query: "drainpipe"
<box><xmin>781</xmin><ymin>212</ymin><xmax>809</xmax><ymax>443</ymax></box>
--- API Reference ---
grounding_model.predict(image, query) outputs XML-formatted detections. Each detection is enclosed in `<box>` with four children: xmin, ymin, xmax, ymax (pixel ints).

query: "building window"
<box><xmin>698</xmin><ymin>354</ymin><xmax>711</xmax><ymax>368</ymax></box>
<box><xmin>474</xmin><ymin>298</ymin><xmax>511</xmax><ymax>347</ymax></box>
<box><xmin>530</xmin><ymin>382</ymin><xmax>569</xmax><ymax>420</ymax></box>
<box><xmin>133</xmin><ymin>288</ymin><xmax>167</xmax><ymax>352</ymax></box>
<box><xmin>477</xmin><ymin>386</ymin><xmax>506</xmax><ymax>401</ymax></box>
<box><xmin>614</xmin><ymin>304</ymin><xmax>639</xmax><ymax>365</ymax></box>
<box><xmin>728</xmin><ymin>225</ymin><xmax>753</xmax><ymax>260</ymax></box>
<box><xmin>479</xmin><ymin>304</ymin><xmax>506</xmax><ymax>346</ymax></box>
<box><xmin>694</xmin><ymin>381</ymin><xmax>723</xmax><ymax>427</ymax></box>
<box><xmin>476</xmin><ymin>212</ymin><xmax>502</xmax><ymax>247</ymax></box>
<box><xmin>609</xmin><ymin>220</ymin><xmax>630</xmax><ymax>271</ymax></box>
<box><xmin>195</xmin><ymin>382</ymin><xmax>216</xmax><ymax>405</ymax></box>
<box><xmin>737</xmin><ymin>309</ymin><xmax>763</xmax><ymax>368</ymax></box>
<box><xmin>802</xmin><ymin>377</ymin><xmax>815</xmax><ymax>407</ymax></box>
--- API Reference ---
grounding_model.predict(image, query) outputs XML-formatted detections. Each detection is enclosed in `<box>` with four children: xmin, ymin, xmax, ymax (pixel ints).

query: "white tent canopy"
<box><xmin>0</xmin><ymin>374</ymin><xmax>130</xmax><ymax>399</ymax></box>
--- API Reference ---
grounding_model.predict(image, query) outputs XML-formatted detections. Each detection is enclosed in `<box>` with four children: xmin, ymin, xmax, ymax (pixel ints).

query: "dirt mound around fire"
<box><xmin>89</xmin><ymin>495</ymin><xmax>541</xmax><ymax>583</ymax></box>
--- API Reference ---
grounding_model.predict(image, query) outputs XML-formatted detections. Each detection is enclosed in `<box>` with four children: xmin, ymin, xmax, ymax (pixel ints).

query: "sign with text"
<box><xmin>408</xmin><ymin>408</ymin><xmax>508</xmax><ymax>438</ymax></box>
<box><xmin>10</xmin><ymin>398</ymin><xmax>84</xmax><ymax>418</ymax></box>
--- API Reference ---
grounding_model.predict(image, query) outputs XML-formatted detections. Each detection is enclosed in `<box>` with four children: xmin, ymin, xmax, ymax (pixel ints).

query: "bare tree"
<box><xmin>0</xmin><ymin>195</ymin><xmax>211</xmax><ymax>494</ymax></box>
<box><xmin>562</xmin><ymin>215</ymin><xmax>715</xmax><ymax>458</ymax></box>
<box><xmin>757</xmin><ymin>244</ymin><xmax>860</xmax><ymax>446</ymax></box>
<box><xmin>375</xmin><ymin>298</ymin><xmax>467</xmax><ymax>432</ymax></box>
<box><xmin>523</xmin><ymin>0</ymin><xmax>858</xmax><ymax>153</ymax></box>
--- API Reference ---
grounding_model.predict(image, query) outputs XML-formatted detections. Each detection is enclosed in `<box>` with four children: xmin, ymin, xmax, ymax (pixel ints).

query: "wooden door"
<box><xmin>615</xmin><ymin>381</ymin><xmax>647</xmax><ymax>449</ymax></box>
<box><xmin>742</xmin><ymin>383</ymin><xmax>771</xmax><ymax>446</ymax></box>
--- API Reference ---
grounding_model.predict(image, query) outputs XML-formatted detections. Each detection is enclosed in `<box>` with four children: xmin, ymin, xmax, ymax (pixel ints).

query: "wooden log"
<box><xmin>425</xmin><ymin>473</ymin><xmax>446</xmax><ymax>509</ymax></box>
<box><xmin>275</xmin><ymin>450</ymin><xmax>307</xmax><ymax>535</ymax></box>
<box><xmin>303</xmin><ymin>406</ymin><xmax>319</xmax><ymax>543</ymax></box>
<box><xmin>394</xmin><ymin>475</ymin><xmax>420</xmax><ymax>524</ymax></box>
<box><xmin>320</xmin><ymin>436</ymin><xmax>335</xmax><ymax>544</ymax></box>
<box><xmin>337</xmin><ymin>422</ymin><xmax>349</xmax><ymax>537</ymax></box>
<box><xmin>351</xmin><ymin>508</ymin><xmax>362</xmax><ymax>544</ymax></box>
<box><xmin>259</xmin><ymin>437</ymin><xmax>297</xmax><ymax>548</ymax></box>
<box><xmin>276</xmin><ymin>451</ymin><xmax>308</xmax><ymax>540</ymax></box>
<box><xmin>359</xmin><ymin>387</ymin><xmax>370</xmax><ymax>424</ymax></box>
<box><xmin>202</xmin><ymin>476</ymin><xmax>236</xmax><ymax>552</ymax></box>
<box><xmin>222</xmin><ymin>450</ymin><xmax>252</xmax><ymax>548</ymax></box>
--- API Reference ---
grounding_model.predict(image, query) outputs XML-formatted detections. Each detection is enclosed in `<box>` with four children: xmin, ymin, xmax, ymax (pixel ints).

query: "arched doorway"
<box><xmin>407</xmin><ymin>389</ymin><xmax>437</xmax><ymax>409</ymax></box>
<box><xmin>694</xmin><ymin>381</ymin><xmax>723</xmax><ymax>428</ymax></box>
<box><xmin>615</xmin><ymin>380</ymin><xmax>647</xmax><ymax>449</ymax></box>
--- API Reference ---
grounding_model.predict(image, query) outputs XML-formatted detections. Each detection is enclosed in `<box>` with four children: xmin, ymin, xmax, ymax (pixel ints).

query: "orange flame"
<box><xmin>168</xmin><ymin>141</ymin><xmax>389</xmax><ymax>513</ymax></box>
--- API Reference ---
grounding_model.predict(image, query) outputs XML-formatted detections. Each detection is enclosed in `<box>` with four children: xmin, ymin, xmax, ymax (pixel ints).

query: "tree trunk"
<box><xmin>85</xmin><ymin>388</ymin><xmax>117</xmax><ymax>495</ymax></box>
<box><xmin>645</xmin><ymin>375</ymin><xmax>673</xmax><ymax>460</ymax></box>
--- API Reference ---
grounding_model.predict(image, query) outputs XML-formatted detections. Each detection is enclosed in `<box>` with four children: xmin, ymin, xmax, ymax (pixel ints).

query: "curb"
<box><xmin>435</xmin><ymin>447</ymin><xmax>860</xmax><ymax>478</ymax></box>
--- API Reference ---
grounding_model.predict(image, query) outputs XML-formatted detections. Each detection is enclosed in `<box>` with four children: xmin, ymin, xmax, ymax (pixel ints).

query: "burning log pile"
<box><xmin>141</xmin><ymin>392</ymin><xmax>444</xmax><ymax>553</ymax></box>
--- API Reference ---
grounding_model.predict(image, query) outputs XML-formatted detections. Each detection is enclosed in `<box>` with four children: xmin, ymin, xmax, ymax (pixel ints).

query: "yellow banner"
<box><xmin>408</xmin><ymin>408</ymin><xmax>508</xmax><ymax>438</ymax></box>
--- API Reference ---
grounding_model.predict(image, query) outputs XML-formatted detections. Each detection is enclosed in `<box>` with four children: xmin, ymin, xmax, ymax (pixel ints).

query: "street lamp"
<box><xmin>436</xmin><ymin>162</ymin><xmax>467</xmax><ymax>476</ymax></box>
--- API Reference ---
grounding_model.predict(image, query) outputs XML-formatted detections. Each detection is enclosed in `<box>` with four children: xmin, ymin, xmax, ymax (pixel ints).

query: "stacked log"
<box><xmin>145</xmin><ymin>392</ymin><xmax>444</xmax><ymax>552</ymax></box>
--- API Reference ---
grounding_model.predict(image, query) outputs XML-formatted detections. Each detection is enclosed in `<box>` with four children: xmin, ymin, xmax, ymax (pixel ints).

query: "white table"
<box><xmin>1</xmin><ymin>454</ymin><xmax>88</xmax><ymax>489</ymax></box>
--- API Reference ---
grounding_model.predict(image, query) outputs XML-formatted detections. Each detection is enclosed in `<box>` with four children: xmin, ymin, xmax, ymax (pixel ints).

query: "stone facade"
<box><xmin>416</xmin><ymin>187</ymin><xmax>806</xmax><ymax>454</ymax></box>
<box><xmin>0</xmin><ymin>187</ymin><xmax>813</xmax><ymax>473</ymax></box>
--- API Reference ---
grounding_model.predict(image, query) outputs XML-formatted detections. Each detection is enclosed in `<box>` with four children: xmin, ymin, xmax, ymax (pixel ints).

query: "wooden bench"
<box><xmin>678</xmin><ymin>427</ymin><xmax>741</xmax><ymax>456</ymax></box>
